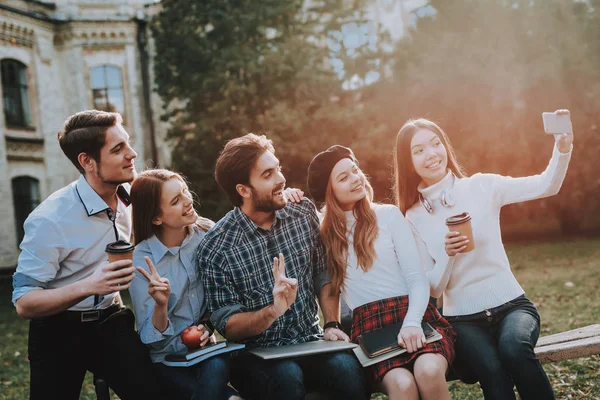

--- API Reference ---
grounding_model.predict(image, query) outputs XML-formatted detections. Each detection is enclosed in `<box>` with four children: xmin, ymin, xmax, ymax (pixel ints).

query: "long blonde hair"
<box><xmin>320</xmin><ymin>174</ymin><xmax>378</xmax><ymax>295</ymax></box>
<box><xmin>394</xmin><ymin>118</ymin><xmax>467</xmax><ymax>214</ymax></box>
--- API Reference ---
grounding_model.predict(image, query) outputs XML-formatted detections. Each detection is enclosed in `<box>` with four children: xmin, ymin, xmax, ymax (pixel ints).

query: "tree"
<box><xmin>366</xmin><ymin>0</ymin><xmax>600</xmax><ymax>235</ymax></box>
<box><xmin>152</xmin><ymin>0</ymin><xmax>381</xmax><ymax>220</ymax></box>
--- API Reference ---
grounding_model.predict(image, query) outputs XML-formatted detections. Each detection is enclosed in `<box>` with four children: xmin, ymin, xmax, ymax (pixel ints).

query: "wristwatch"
<box><xmin>323</xmin><ymin>321</ymin><xmax>343</xmax><ymax>331</ymax></box>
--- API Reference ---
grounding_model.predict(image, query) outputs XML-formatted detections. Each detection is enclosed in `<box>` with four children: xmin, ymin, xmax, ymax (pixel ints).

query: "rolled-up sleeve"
<box><xmin>198</xmin><ymin>242</ymin><xmax>245</xmax><ymax>336</ymax></box>
<box><xmin>12</xmin><ymin>216</ymin><xmax>66</xmax><ymax>305</ymax></box>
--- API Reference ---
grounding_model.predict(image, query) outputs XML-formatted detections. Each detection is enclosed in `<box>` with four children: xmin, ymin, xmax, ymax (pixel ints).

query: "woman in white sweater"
<box><xmin>307</xmin><ymin>146</ymin><xmax>456</xmax><ymax>400</ymax></box>
<box><xmin>394</xmin><ymin>111</ymin><xmax>573</xmax><ymax>400</ymax></box>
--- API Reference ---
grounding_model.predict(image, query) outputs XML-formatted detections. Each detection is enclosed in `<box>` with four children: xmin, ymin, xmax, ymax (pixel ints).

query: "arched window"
<box><xmin>90</xmin><ymin>65</ymin><xmax>126</xmax><ymax>120</ymax></box>
<box><xmin>12</xmin><ymin>176</ymin><xmax>41</xmax><ymax>244</ymax></box>
<box><xmin>1</xmin><ymin>59</ymin><xmax>32</xmax><ymax>127</ymax></box>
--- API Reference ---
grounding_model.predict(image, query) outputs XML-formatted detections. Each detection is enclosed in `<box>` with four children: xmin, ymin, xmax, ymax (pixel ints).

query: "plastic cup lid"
<box><xmin>446</xmin><ymin>212</ymin><xmax>472</xmax><ymax>225</ymax></box>
<box><xmin>105</xmin><ymin>240</ymin><xmax>134</xmax><ymax>254</ymax></box>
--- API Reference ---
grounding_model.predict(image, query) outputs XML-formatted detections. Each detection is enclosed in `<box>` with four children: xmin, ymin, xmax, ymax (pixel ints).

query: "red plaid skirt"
<box><xmin>351</xmin><ymin>295</ymin><xmax>456</xmax><ymax>383</ymax></box>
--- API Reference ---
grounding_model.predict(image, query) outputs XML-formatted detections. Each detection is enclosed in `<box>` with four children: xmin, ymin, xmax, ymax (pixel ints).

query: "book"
<box><xmin>162</xmin><ymin>341</ymin><xmax>245</xmax><ymax>367</ymax></box>
<box><xmin>182</xmin><ymin>341</ymin><xmax>227</xmax><ymax>361</ymax></box>
<box><xmin>353</xmin><ymin>322</ymin><xmax>443</xmax><ymax>367</ymax></box>
<box><xmin>248</xmin><ymin>340</ymin><xmax>358</xmax><ymax>360</ymax></box>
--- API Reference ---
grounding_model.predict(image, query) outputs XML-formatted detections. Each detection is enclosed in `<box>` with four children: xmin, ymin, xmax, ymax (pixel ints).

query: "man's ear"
<box><xmin>236</xmin><ymin>184</ymin><xmax>252</xmax><ymax>200</ymax></box>
<box><xmin>77</xmin><ymin>152</ymin><xmax>96</xmax><ymax>174</ymax></box>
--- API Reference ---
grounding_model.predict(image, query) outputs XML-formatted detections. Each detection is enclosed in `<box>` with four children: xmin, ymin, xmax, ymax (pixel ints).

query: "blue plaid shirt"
<box><xmin>198</xmin><ymin>199</ymin><xmax>330</xmax><ymax>347</ymax></box>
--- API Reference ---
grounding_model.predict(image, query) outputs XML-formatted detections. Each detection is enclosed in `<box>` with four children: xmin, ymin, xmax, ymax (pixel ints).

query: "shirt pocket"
<box><xmin>241</xmin><ymin>286</ymin><xmax>271</xmax><ymax>311</ymax></box>
<box><xmin>290</xmin><ymin>247</ymin><xmax>311</xmax><ymax>279</ymax></box>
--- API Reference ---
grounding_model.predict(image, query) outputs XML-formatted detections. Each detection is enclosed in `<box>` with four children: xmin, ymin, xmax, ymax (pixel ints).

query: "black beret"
<box><xmin>307</xmin><ymin>145</ymin><xmax>357</xmax><ymax>204</ymax></box>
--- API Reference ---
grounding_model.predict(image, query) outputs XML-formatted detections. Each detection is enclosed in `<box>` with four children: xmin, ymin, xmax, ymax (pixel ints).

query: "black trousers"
<box><xmin>27</xmin><ymin>308</ymin><xmax>164</xmax><ymax>400</ymax></box>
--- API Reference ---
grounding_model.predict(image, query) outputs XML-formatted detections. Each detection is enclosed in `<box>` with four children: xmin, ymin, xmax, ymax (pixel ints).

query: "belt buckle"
<box><xmin>81</xmin><ymin>310</ymin><xmax>100</xmax><ymax>322</ymax></box>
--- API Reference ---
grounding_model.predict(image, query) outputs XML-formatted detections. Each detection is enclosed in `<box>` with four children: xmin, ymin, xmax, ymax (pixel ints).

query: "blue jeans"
<box><xmin>154</xmin><ymin>354</ymin><xmax>237</xmax><ymax>400</ymax></box>
<box><xmin>230</xmin><ymin>350</ymin><xmax>369</xmax><ymax>400</ymax></box>
<box><xmin>445</xmin><ymin>295</ymin><xmax>554</xmax><ymax>400</ymax></box>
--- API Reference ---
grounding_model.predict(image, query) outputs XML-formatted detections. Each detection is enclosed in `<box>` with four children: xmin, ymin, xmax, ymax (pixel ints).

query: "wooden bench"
<box><xmin>535</xmin><ymin>324</ymin><xmax>600</xmax><ymax>364</ymax></box>
<box><xmin>93</xmin><ymin>324</ymin><xmax>600</xmax><ymax>399</ymax></box>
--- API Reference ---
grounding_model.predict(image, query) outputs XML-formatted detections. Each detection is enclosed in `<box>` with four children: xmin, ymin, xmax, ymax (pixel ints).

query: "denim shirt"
<box><xmin>198</xmin><ymin>199</ymin><xmax>330</xmax><ymax>348</ymax></box>
<box><xmin>129</xmin><ymin>225</ymin><xmax>207</xmax><ymax>363</ymax></box>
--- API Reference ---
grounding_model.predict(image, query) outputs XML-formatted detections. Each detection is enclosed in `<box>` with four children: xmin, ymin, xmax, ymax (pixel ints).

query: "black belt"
<box><xmin>57</xmin><ymin>303</ymin><xmax>122</xmax><ymax>323</ymax></box>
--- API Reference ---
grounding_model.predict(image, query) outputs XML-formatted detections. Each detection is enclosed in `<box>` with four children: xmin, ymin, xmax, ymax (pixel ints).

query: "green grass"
<box><xmin>1</xmin><ymin>237</ymin><xmax>599</xmax><ymax>399</ymax></box>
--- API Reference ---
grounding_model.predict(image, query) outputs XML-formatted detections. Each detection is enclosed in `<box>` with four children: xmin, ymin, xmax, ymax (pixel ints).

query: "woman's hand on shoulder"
<box><xmin>284</xmin><ymin>188</ymin><xmax>304</xmax><ymax>203</ymax></box>
<box><xmin>398</xmin><ymin>326</ymin><xmax>426</xmax><ymax>353</ymax></box>
<box><xmin>554</xmin><ymin>109</ymin><xmax>574</xmax><ymax>154</ymax></box>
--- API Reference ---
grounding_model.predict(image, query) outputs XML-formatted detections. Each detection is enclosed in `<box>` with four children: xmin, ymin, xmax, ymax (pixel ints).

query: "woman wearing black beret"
<box><xmin>307</xmin><ymin>146</ymin><xmax>456</xmax><ymax>400</ymax></box>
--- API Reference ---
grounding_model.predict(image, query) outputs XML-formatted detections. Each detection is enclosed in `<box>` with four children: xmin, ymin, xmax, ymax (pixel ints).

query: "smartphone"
<box><xmin>542</xmin><ymin>111</ymin><xmax>572</xmax><ymax>135</ymax></box>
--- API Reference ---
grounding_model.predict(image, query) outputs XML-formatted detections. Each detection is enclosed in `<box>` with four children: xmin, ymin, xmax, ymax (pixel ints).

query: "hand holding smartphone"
<box><xmin>542</xmin><ymin>109</ymin><xmax>573</xmax><ymax>153</ymax></box>
<box><xmin>542</xmin><ymin>109</ymin><xmax>572</xmax><ymax>134</ymax></box>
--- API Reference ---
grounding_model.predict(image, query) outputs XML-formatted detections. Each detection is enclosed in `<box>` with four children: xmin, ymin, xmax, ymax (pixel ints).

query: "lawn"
<box><xmin>1</xmin><ymin>237</ymin><xmax>599</xmax><ymax>399</ymax></box>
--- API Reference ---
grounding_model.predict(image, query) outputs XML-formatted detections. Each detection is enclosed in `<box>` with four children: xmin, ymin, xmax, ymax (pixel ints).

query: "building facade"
<box><xmin>0</xmin><ymin>0</ymin><xmax>169</xmax><ymax>269</ymax></box>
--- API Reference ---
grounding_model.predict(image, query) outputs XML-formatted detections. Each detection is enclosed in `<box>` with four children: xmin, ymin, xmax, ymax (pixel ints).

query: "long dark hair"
<box><xmin>394</xmin><ymin>118</ymin><xmax>467</xmax><ymax>214</ymax></box>
<box><xmin>131</xmin><ymin>169</ymin><xmax>213</xmax><ymax>245</ymax></box>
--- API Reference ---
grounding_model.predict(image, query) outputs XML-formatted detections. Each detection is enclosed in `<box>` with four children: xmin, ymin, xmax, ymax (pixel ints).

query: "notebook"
<box><xmin>162</xmin><ymin>341</ymin><xmax>245</xmax><ymax>367</ymax></box>
<box><xmin>248</xmin><ymin>340</ymin><xmax>358</xmax><ymax>360</ymax></box>
<box><xmin>353</xmin><ymin>321</ymin><xmax>443</xmax><ymax>367</ymax></box>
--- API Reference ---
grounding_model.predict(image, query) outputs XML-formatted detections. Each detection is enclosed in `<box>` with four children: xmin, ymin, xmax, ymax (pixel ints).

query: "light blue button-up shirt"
<box><xmin>129</xmin><ymin>225</ymin><xmax>207</xmax><ymax>363</ymax></box>
<box><xmin>12</xmin><ymin>175</ymin><xmax>131</xmax><ymax>311</ymax></box>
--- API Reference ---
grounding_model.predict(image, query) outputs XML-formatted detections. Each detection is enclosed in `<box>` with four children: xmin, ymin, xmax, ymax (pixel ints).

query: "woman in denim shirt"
<box><xmin>128</xmin><ymin>169</ymin><xmax>239</xmax><ymax>400</ymax></box>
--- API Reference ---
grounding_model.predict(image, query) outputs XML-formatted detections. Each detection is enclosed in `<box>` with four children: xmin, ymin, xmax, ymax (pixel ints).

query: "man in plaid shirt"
<box><xmin>199</xmin><ymin>134</ymin><xmax>368</xmax><ymax>400</ymax></box>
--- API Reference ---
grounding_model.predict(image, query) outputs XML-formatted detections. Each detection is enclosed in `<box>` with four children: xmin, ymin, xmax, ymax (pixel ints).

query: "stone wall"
<box><xmin>0</xmin><ymin>0</ymin><xmax>162</xmax><ymax>269</ymax></box>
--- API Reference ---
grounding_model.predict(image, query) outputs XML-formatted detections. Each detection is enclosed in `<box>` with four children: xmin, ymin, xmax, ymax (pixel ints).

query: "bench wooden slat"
<box><xmin>537</xmin><ymin>324</ymin><xmax>600</xmax><ymax>347</ymax></box>
<box><xmin>535</xmin><ymin>335</ymin><xmax>600</xmax><ymax>364</ymax></box>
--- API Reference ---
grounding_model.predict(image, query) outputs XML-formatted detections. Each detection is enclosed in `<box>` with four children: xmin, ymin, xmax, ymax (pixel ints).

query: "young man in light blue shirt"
<box><xmin>12</xmin><ymin>110</ymin><xmax>162</xmax><ymax>399</ymax></box>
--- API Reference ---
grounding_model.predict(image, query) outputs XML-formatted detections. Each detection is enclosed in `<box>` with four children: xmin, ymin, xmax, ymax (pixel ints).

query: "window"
<box><xmin>12</xmin><ymin>177</ymin><xmax>41</xmax><ymax>244</ymax></box>
<box><xmin>90</xmin><ymin>65</ymin><xmax>126</xmax><ymax>119</ymax></box>
<box><xmin>1</xmin><ymin>59</ymin><xmax>32</xmax><ymax>127</ymax></box>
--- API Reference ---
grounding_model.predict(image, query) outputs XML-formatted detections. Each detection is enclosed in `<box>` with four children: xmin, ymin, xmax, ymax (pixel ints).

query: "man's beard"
<box><xmin>251</xmin><ymin>186</ymin><xmax>287</xmax><ymax>213</ymax></box>
<box><xmin>96</xmin><ymin>167</ymin><xmax>135</xmax><ymax>186</ymax></box>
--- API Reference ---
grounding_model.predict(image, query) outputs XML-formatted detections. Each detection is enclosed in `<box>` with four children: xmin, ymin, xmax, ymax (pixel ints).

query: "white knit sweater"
<box><xmin>407</xmin><ymin>143</ymin><xmax>572</xmax><ymax>316</ymax></box>
<box><xmin>342</xmin><ymin>203</ymin><xmax>430</xmax><ymax>328</ymax></box>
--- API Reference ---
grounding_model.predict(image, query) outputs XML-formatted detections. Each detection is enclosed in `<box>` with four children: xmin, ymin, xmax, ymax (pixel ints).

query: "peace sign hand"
<box><xmin>272</xmin><ymin>253</ymin><xmax>298</xmax><ymax>318</ymax></box>
<box><xmin>136</xmin><ymin>256</ymin><xmax>171</xmax><ymax>307</ymax></box>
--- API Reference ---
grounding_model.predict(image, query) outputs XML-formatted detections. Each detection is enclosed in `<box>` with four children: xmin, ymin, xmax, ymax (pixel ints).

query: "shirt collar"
<box><xmin>75</xmin><ymin>175</ymin><xmax>131</xmax><ymax>216</ymax></box>
<box><xmin>146</xmin><ymin>225</ymin><xmax>197</xmax><ymax>264</ymax></box>
<box><xmin>233</xmin><ymin>206</ymin><xmax>291</xmax><ymax>236</ymax></box>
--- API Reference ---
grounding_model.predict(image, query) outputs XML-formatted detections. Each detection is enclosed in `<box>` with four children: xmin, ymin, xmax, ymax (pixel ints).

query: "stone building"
<box><xmin>0</xmin><ymin>0</ymin><xmax>168</xmax><ymax>269</ymax></box>
<box><xmin>0</xmin><ymin>0</ymin><xmax>428</xmax><ymax>270</ymax></box>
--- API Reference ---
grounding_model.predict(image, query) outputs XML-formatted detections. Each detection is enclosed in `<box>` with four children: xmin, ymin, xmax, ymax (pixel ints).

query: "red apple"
<box><xmin>180</xmin><ymin>326</ymin><xmax>203</xmax><ymax>349</ymax></box>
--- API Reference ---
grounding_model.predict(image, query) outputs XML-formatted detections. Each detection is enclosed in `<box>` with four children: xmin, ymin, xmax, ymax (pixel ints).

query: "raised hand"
<box><xmin>553</xmin><ymin>109</ymin><xmax>574</xmax><ymax>154</ymax></box>
<box><xmin>272</xmin><ymin>253</ymin><xmax>298</xmax><ymax>318</ymax></box>
<box><xmin>397</xmin><ymin>326</ymin><xmax>426</xmax><ymax>354</ymax></box>
<box><xmin>284</xmin><ymin>187</ymin><xmax>304</xmax><ymax>203</ymax></box>
<box><xmin>445</xmin><ymin>231</ymin><xmax>469</xmax><ymax>256</ymax></box>
<box><xmin>86</xmin><ymin>259</ymin><xmax>136</xmax><ymax>295</ymax></box>
<box><xmin>136</xmin><ymin>256</ymin><xmax>171</xmax><ymax>307</ymax></box>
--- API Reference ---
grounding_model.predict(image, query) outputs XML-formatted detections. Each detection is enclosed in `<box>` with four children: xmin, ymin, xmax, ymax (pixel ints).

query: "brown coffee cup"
<box><xmin>445</xmin><ymin>212</ymin><xmax>475</xmax><ymax>253</ymax></box>
<box><xmin>105</xmin><ymin>240</ymin><xmax>135</xmax><ymax>263</ymax></box>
